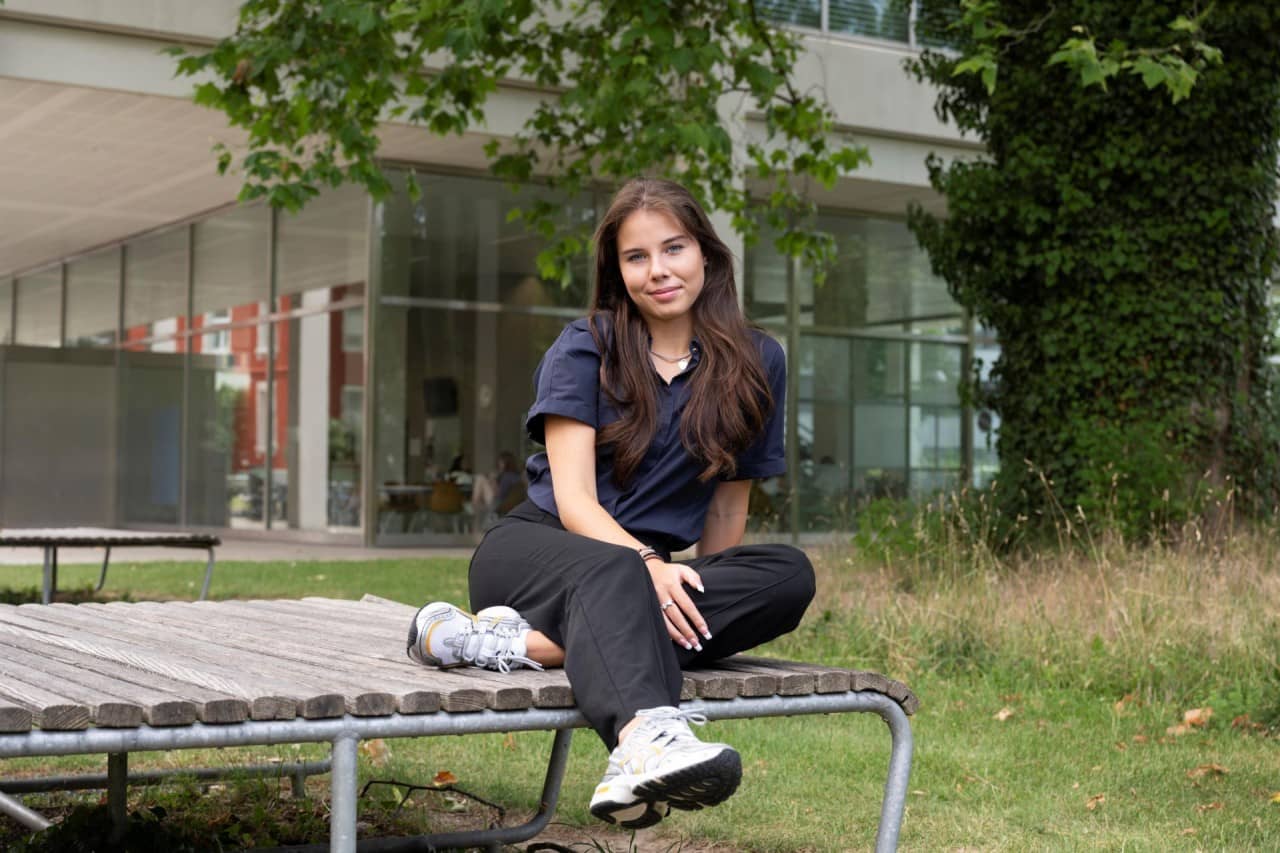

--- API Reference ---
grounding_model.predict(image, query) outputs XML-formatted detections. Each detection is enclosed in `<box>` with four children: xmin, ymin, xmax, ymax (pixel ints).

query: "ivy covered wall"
<box><xmin>909</xmin><ymin>1</ymin><xmax>1280</xmax><ymax>536</ymax></box>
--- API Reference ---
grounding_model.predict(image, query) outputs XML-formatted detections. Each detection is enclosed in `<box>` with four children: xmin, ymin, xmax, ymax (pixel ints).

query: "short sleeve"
<box><xmin>730</xmin><ymin>332</ymin><xmax>787</xmax><ymax>480</ymax></box>
<box><xmin>525</xmin><ymin>319</ymin><xmax>602</xmax><ymax>445</ymax></box>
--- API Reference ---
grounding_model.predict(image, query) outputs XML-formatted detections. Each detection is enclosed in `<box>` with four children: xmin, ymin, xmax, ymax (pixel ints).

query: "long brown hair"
<box><xmin>589</xmin><ymin>178</ymin><xmax>773</xmax><ymax>485</ymax></box>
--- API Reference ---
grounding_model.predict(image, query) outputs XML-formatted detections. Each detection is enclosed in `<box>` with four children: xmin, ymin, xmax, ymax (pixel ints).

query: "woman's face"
<box><xmin>615</xmin><ymin>208</ymin><xmax>705</xmax><ymax>327</ymax></box>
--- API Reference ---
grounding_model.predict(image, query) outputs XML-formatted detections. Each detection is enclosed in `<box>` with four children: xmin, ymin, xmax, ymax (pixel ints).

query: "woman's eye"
<box><xmin>626</xmin><ymin>253</ymin><xmax>645</xmax><ymax>263</ymax></box>
<box><xmin>666</xmin><ymin>244</ymin><xmax>684</xmax><ymax>254</ymax></box>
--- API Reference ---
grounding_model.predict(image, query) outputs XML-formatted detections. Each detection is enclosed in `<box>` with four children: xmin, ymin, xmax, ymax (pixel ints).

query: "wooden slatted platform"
<box><xmin>0</xmin><ymin>596</ymin><xmax>917</xmax><ymax>733</ymax></box>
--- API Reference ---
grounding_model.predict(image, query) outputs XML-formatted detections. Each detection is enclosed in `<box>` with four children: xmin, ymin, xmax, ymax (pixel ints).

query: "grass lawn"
<box><xmin>1</xmin><ymin>545</ymin><xmax>1278</xmax><ymax>851</ymax></box>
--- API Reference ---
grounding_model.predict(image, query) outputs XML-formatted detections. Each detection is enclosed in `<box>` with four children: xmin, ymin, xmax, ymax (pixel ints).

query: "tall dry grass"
<box><xmin>784</xmin><ymin>499</ymin><xmax>1280</xmax><ymax>724</ymax></box>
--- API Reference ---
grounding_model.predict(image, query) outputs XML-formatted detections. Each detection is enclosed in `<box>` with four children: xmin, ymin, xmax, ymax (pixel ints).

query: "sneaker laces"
<box><xmin>443</xmin><ymin>625</ymin><xmax>544</xmax><ymax>673</ymax></box>
<box><xmin>630</xmin><ymin>706</ymin><xmax>709</xmax><ymax>748</ymax></box>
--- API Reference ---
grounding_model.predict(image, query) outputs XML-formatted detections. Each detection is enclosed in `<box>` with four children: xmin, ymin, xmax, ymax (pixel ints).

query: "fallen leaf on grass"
<box><xmin>1114</xmin><ymin>741</ymin><xmax>1127</xmax><ymax>751</ymax></box>
<box><xmin>1086</xmin><ymin>793</ymin><xmax>1106</xmax><ymax>811</ymax></box>
<box><xmin>1232</xmin><ymin>714</ymin><xmax>1266</xmax><ymax>732</ymax></box>
<box><xmin>1180</xmin><ymin>828</ymin><xmax>1197</xmax><ymax>836</ymax></box>
<box><xmin>1270</xmin><ymin>792</ymin><xmax>1280</xmax><ymax>804</ymax></box>
<box><xmin>1186</xmin><ymin>763</ymin><xmax>1228</xmax><ymax>780</ymax></box>
<box><xmin>1113</xmin><ymin>693</ymin><xmax>1136</xmax><ymax>714</ymax></box>
<box><xmin>1132</xmin><ymin>734</ymin><xmax>1149</xmax><ymax>744</ymax></box>
<box><xmin>503</xmin><ymin>732</ymin><xmax>517</xmax><ymax>751</ymax></box>
<box><xmin>358</xmin><ymin>739</ymin><xmax>390</xmax><ymax>767</ymax></box>
<box><xmin>432</xmin><ymin>770</ymin><xmax>458</xmax><ymax>787</ymax></box>
<box><xmin>1184</xmin><ymin>707</ymin><xmax>1213</xmax><ymax>727</ymax></box>
<box><xmin>993</xmin><ymin>706</ymin><xmax>1015</xmax><ymax>722</ymax></box>
<box><xmin>1194</xmin><ymin>801</ymin><xmax>1224</xmax><ymax>813</ymax></box>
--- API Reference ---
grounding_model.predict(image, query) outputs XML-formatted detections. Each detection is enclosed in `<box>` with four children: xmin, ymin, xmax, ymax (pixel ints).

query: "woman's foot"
<box><xmin>589</xmin><ymin>707</ymin><xmax>741</xmax><ymax>829</ymax></box>
<box><xmin>406</xmin><ymin>602</ymin><xmax>542</xmax><ymax>673</ymax></box>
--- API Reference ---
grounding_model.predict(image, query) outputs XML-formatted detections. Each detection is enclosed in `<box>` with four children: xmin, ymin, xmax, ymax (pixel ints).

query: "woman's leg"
<box><xmin>468</xmin><ymin>511</ymin><xmax>682</xmax><ymax>749</ymax></box>
<box><xmin>672</xmin><ymin>544</ymin><xmax>816</xmax><ymax>668</ymax></box>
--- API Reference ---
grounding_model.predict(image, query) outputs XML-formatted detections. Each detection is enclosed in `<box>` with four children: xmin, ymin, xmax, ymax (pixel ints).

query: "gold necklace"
<box><xmin>649</xmin><ymin>348</ymin><xmax>691</xmax><ymax>371</ymax></box>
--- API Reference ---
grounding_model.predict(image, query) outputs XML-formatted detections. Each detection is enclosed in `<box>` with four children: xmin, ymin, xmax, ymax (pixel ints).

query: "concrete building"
<box><xmin>0</xmin><ymin>0</ymin><xmax>995</xmax><ymax>546</ymax></box>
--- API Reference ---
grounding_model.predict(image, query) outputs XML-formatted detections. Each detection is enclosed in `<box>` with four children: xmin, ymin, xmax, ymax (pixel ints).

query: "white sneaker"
<box><xmin>589</xmin><ymin>707</ymin><xmax>741</xmax><ymax>829</ymax></box>
<box><xmin>406</xmin><ymin>602</ymin><xmax>542</xmax><ymax>673</ymax></box>
<box><xmin>475</xmin><ymin>605</ymin><xmax>532</xmax><ymax>636</ymax></box>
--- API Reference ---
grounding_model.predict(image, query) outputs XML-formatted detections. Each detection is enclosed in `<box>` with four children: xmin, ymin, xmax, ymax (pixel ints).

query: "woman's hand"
<box><xmin>646</xmin><ymin>560</ymin><xmax>711</xmax><ymax>651</ymax></box>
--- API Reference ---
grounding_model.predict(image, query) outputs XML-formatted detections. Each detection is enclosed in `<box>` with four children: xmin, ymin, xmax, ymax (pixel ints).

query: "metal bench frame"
<box><xmin>0</xmin><ymin>692</ymin><xmax>913</xmax><ymax>853</ymax></box>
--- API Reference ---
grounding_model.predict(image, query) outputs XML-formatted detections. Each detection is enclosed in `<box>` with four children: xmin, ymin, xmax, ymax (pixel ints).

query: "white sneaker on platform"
<box><xmin>406</xmin><ymin>602</ymin><xmax>542</xmax><ymax>673</ymax></box>
<box><xmin>589</xmin><ymin>706</ymin><xmax>741</xmax><ymax>829</ymax></box>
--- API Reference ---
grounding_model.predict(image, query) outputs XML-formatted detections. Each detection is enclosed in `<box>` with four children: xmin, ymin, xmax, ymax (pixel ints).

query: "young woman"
<box><xmin>407</xmin><ymin>177</ymin><xmax>815</xmax><ymax>829</ymax></box>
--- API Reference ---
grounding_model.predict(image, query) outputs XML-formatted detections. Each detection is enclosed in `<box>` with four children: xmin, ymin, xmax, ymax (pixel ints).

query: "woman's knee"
<box><xmin>763</xmin><ymin>544</ymin><xmax>816</xmax><ymax>613</ymax></box>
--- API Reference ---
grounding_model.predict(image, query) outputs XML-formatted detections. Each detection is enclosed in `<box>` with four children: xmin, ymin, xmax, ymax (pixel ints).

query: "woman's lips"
<box><xmin>650</xmin><ymin>285</ymin><xmax>682</xmax><ymax>302</ymax></box>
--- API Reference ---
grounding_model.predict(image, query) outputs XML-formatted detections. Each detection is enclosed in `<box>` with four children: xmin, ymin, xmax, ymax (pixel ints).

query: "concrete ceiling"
<box><xmin>0</xmin><ymin>75</ymin><xmax>952</xmax><ymax>281</ymax></box>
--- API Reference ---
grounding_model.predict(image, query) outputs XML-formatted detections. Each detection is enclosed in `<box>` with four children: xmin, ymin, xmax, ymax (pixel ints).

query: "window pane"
<box><xmin>0</xmin><ymin>280</ymin><xmax>11</xmax><ymax>344</ymax></box>
<box><xmin>188</xmin><ymin>329</ymin><xmax>267</xmax><ymax>529</ymax></box>
<box><xmin>193</xmin><ymin>205</ymin><xmax>270</xmax><ymax>317</ymax></box>
<box><xmin>274</xmin><ymin>304</ymin><xmax>365</xmax><ymax>533</ymax></box>
<box><xmin>124</xmin><ymin>226</ymin><xmax>188</xmax><ymax>350</ymax></box>
<box><xmin>14</xmin><ymin>266</ymin><xmax>61</xmax><ymax>347</ymax></box>
<box><xmin>829</xmin><ymin>0</ymin><xmax>910</xmax><ymax>41</ymax></box>
<box><xmin>747</xmin><ymin>214</ymin><xmax>959</xmax><ymax>330</ymax></box>
<box><xmin>757</xmin><ymin>0</ymin><xmax>821</xmax><ymax>28</ymax></box>
<box><xmin>119</xmin><ymin>350</ymin><xmax>183</xmax><ymax>524</ymax></box>
<box><xmin>373</xmin><ymin>305</ymin><xmax>558</xmax><ymax>542</ymax></box>
<box><xmin>379</xmin><ymin>172</ymin><xmax>591</xmax><ymax>310</ymax></box>
<box><xmin>277</xmin><ymin>183</ymin><xmax>368</xmax><ymax>307</ymax></box>
<box><xmin>66</xmin><ymin>247</ymin><xmax>120</xmax><ymax>348</ymax></box>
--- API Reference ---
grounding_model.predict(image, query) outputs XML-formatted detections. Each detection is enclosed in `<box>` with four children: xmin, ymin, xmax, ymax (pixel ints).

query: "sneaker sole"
<box><xmin>588</xmin><ymin>797</ymin><xmax>668</xmax><ymax>829</ymax></box>
<box><xmin>591</xmin><ymin>748</ymin><xmax>741</xmax><ymax>824</ymax></box>
<box><xmin>636</xmin><ymin>747</ymin><xmax>742</xmax><ymax>811</ymax></box>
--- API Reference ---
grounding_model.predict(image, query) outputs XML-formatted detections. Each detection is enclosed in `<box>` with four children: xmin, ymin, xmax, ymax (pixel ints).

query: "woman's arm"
<box><xmin>696</xmin><ymin>479</ymin><xmax>751</xmax><ymax>557</ymax></box>
<box><xmin>544</xmin><ymin>415</ymin><xmax>645</xmax><ymax>549</ymax></box>
<box><xmin>544</xmin><ymin>414</ymin><xmax>711</xmax><ymax>649</ymax></box>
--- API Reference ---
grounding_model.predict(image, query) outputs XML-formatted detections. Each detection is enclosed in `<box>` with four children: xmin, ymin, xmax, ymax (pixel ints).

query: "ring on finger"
<box><xmin>660</xmin><ymin>600</ymin><xmax>676</xmax><ymax>610</ymax></box>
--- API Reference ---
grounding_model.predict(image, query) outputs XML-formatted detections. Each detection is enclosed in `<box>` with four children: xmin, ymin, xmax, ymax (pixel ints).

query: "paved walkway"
<box><xmin>0</xmin><ymin>536</ymin><xmax>474</xmax><ymax>566</ymax></box>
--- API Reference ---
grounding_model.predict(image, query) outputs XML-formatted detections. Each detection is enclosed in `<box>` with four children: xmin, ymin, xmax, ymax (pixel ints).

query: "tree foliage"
<box><xmin>172</xmin><ymin>0</ymin><xmax>868</xmax><ymax>282</ymax></box>
<box><xmin>910</xmin><ymin>1</ymin><xmax>1280</xmax><ymax>536</ymax></box>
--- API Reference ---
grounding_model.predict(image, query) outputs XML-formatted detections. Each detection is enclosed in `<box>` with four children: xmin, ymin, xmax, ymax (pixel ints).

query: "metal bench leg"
<box><xmin>872</xmin><ymin>698</ymin><xmax>914</xmax><ymax>853</ymax></box>
<box><xmin>199</xmin><ymin>546</ymin><xmax>216</xmax><ymax>601</ymax></box>
<box><xmin>96</xmin><ymin>546</ymin><xmax>113</xmax><ymax>592</ymax></box>
<box><xmin>330</xmin><ymin>733</ymin><xmax>359</xmax><ymax>853</ymax></box>
<box><xmin>108</xmin><ymin>752</ymin><xmax>128</xmax><ymax>842</ymax></box>
<box><xmin>0</xmin><ymin>790</ymin><xmax>51</xmax><ymax>831</ymax></box>
<box><xmin>41</xmin><ymin>546</ymin><xmax>55</xmax><ymax>604</ymax></box>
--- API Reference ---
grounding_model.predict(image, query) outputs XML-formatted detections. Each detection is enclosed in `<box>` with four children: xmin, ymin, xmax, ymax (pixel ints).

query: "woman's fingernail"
<box><xmin>682</xmin><ymin>640</ymin><xmax>693</xmax><ymax>650</ymax></box>
<box><xmin>693</xmin><ymin>641</ymin><xmax>703</xmax><ymax>652</ymax></box>
<box><xmin>702</xmin><ymin>629</ymin><xmax>712</xmax><ymax>640</ymax></box>
<box><xmin>695</xmin><ymin>584</ymin><xmax>705</xmax><ymax>593</ymax></box>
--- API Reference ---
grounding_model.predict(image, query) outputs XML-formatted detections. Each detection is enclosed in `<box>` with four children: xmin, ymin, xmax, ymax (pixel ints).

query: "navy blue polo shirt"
<box><xmin>524</xmin><ymin>318</ymin><xmax>787</xmax><ymax>551</ymax></box>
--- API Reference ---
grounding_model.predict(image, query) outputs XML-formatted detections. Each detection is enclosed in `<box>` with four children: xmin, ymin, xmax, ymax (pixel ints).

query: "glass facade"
<box><xmin>65</xmin><ymin>248</ymin><xmax>120</xmax><ymax>348</ymax></box>
<box><xmin>372</xmin><ymin>171</ymin><xmax>588</xmax><ymax>542</ymax></box>
<box><xmin>2</xmin><ymin>167</ymin><xmax>995</xmax><ymax>545</ymax></box>
<box><xmin>746</xmin><ymin>212</ymin><xmax>970</xmax><ymax>535</ymax></box>
<box><xmin>14</xmin><ymin>266</ymin><xmax>61</xmax><ymax>347</ymax></box>
<box><xmin>2</xmin><ymin>187</ymin><xmax>369</xmax><ymax>540</ymax></box>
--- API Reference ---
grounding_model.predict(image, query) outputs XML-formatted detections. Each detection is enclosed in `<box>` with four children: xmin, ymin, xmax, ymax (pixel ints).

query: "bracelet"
<box><xmin>636</xmin><ymin>546</ymin><xmax>663</xmax><ymax>563</ymax></box>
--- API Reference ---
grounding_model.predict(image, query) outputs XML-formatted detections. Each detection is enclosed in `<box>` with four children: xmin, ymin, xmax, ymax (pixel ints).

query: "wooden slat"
<box><xmin>716</xmin><ymin>658</ymin><xmax>814</xmax><ymax>696</ymax></box>
<box><xmin>0</xmin><ymin>705</ymin><xmax>32</xmax><ymax>733</ymax></box>
<box><xmin>0</xmin><ymin>609</ymin><xmax>241</xmax><ymax>724</ymax></box>
<box><xmin>122</xmin><ymin>601</ymin><xmax>451</xmax><ymax>715</ymax></box>
<box><xmin>0</xmin><ymin>671</ymin><xmax>93</xmax><ymax>731</ymax></box>
<box><xmin>218</xmin><ymin>600</ymin><xmax>533</xmax><ymax>712</ymax></box>
<box><xmin>2</xmin><ymin>605</ymin><xmax>326</xmax><ymax>722</ymax></box>
<box><xmin>735</xmin><ymin>656</ymin><xmax>852</xmax><ymax>694</ymax></box>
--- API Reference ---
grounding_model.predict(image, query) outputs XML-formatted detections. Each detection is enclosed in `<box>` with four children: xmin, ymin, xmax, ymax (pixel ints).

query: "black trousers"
<box><xmin>468</xmin><ymin>501</ymin><xmax>816</xmax><ymax>749</ymax></box>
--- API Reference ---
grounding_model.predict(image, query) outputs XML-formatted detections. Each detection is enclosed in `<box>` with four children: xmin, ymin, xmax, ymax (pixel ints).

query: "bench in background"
<box><xmin>0</xmin><ymin>528</ymin><xmax>221</xmax><ymax>604</ymax></box>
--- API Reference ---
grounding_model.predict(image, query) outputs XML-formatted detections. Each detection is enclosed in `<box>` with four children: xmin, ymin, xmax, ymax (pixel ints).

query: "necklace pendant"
<box><xmin>677</xmin><ymin>357</ymin><xmax>689</xmax><ymax>371</ymax></box>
